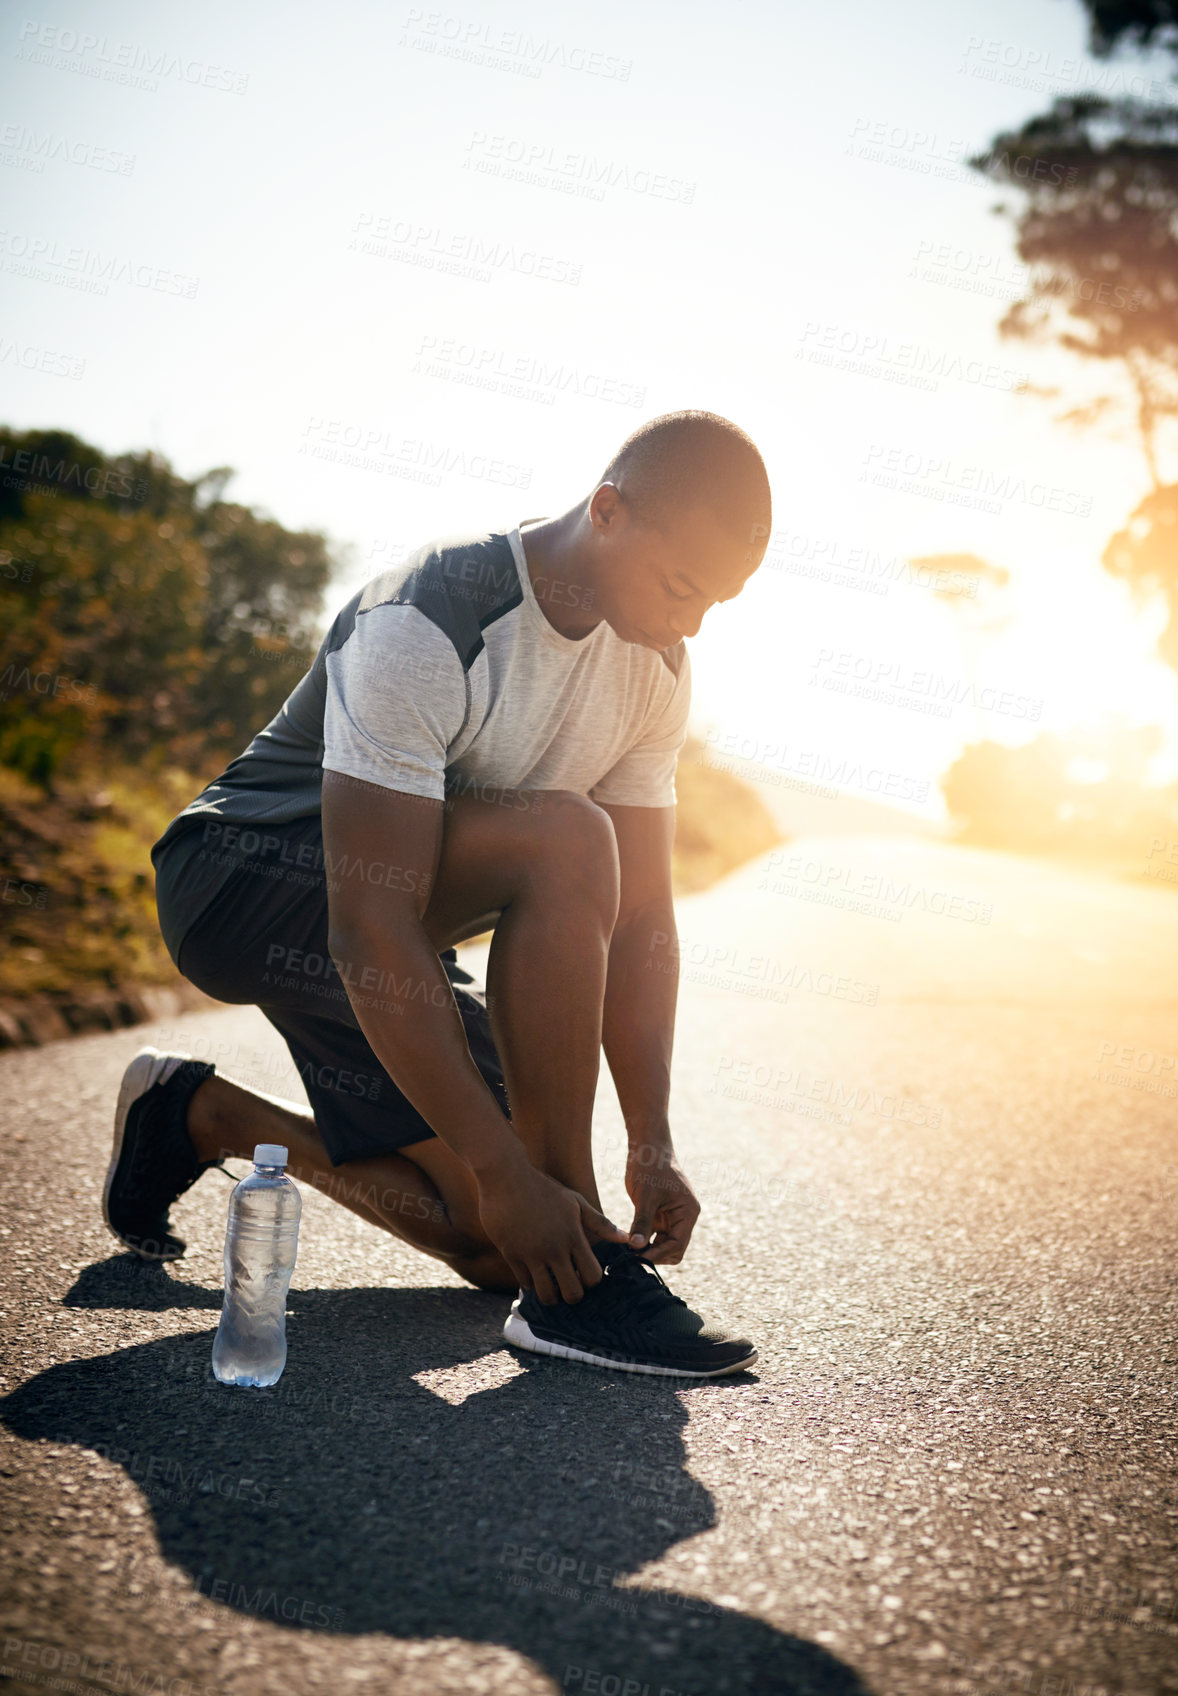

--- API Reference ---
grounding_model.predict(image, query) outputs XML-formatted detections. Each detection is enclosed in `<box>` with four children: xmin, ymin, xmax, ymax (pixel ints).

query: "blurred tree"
<box><xmin>971</xmin><ymin>97</ymin><xmax>1178</xmax><ymax>487</ymax></box>
<box><xmin>969</xmin><ymin>6</ymin><xmax>1178</xmax><ymax>674</ymax></box>
<box><xmin>943</xmin><ymin>736</ymin><xmax>1072</xmax><ymax>849</ymax></box>
<box><xmin>1103</xmin><ymin>481</ymin><xmax>1178</xmax><ymax>666</ymax></box>
<box><xmin>0</xmin><ymin>428</ymin><xmax>335</xmax><ymax>783</ymax></box>
<box><xmin>943</xmin><ymin>724</ymin><xmax>1169</xmax><ymax>852</ymax></box>
<box><xmin>189</xmin><ymin>498</ymin><xmax>333</xmax><ymax>749</ymax></box>
<box><xmin>1080</xmin><ymin>0</ymin><xmax>1178</xmax><ymax>54</ymax></box>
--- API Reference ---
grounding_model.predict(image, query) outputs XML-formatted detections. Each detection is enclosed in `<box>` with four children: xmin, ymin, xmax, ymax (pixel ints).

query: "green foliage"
<box><xmin>0</xmin><ymin>427</ymin><xmax>335</xmax><ymax>784</ymax></box>
<box><xmin>0</xmin><ymin>761</ymin><xmax>197</xmax><ymax>996</ymax></box>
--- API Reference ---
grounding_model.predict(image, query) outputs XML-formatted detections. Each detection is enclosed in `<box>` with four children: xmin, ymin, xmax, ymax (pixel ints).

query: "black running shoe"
<box><xmin>502</xmin><ymin>1241</ymin><xmax>757</xmax><ymax>1378</ymax></box>
<box><xmin>102</xmin><ymin>1048</ymin><xmax>219</xmax><ymax>1261</ymax></box>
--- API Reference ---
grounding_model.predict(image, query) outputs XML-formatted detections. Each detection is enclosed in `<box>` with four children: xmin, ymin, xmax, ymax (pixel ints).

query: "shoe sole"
<box><xmin>102</xmin><ymin>1047</ymin><xmax>190</xmax><ymax>1262</ymax></box>
<box><xmin>502</xmin><ymin>1310</ymin><xmax>757</xmax><ymax>1379</ymax></box>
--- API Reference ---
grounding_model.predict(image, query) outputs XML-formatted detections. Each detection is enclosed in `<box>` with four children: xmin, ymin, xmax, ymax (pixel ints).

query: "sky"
<box><xmin>3</xmin><ymin>0</ymin><xmax>1176</xmax><ymax>817</ymax></box>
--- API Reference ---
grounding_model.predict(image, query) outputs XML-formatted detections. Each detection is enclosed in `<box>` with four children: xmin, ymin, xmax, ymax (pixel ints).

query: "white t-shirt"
<box><xmin>322</xmin><ymin>525</ymin><xmax>690</xmax><ymax>807</ymax></box>
<box><xmin>155</xmin><ymin>524</ymin><xmax>691</xmax><ymax>856</ymax></box>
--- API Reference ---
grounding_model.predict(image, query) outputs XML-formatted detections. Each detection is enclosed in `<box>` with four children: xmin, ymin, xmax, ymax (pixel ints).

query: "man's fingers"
<box><xmin>553</xmin><ymin>1256</ymin><xmax>587</xmax><ymax>1304</ymax></box>
<box><xmin>642</xmin><ymin>1234</ymin><xmax>684</xmax><ymax>1265</ymax></box>
<box><xmin>579</xmin><ymin>1199</ymin><xmax>636</xmax><ymax>1246</ymax></box>
<box><xmin>532</xmin><ymin>1265</ymin><xmax>561</xmax><ymax>1306</ymax></box>
<box><xmin>572</xmin><ymin>1235</ymin><xmax>603</xmax><ymax>1291</ymax></box>
<box><xmin>629</xmin><ymin>1202</ymin><xmax>656</xmax><ymax>1247</ymax></box>
<box><xmin>642</xmin><ymin>1212</ymin><xmax>694</xmax><ymax>1264</ymax></box>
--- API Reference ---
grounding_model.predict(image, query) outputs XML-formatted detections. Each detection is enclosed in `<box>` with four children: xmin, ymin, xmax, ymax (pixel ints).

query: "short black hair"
<box><xmin>599</xmin><ymin>410</ymin><xmax>771</xmax><ymax>546</ymax></box>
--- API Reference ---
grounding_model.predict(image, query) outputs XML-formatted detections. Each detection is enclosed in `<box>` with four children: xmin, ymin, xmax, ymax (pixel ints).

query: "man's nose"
<box><xmin>674</xmin><ymin>607</ymin><xmax>705</xmax><ymax>640</ymax></box>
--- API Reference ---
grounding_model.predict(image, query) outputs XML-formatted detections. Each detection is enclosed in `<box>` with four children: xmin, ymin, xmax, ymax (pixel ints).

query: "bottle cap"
<box><xmin>253</xmin><ymin>1143</ymin><xmax>288</xmax><ymax>1167</ymax></box>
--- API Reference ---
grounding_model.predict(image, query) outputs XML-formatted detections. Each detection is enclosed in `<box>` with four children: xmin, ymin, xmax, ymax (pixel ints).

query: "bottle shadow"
<box><xmin>4</xmin><ymin>1285</ymin><xmax>874</xmax><ymax>1694</ymax></box>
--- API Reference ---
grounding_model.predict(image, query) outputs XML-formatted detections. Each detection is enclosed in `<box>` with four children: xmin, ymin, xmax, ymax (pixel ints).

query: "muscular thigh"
<box><xmin>421</xmin><ymin>789</ymin><xmax>590</xmax><ymax>950</ymax></box>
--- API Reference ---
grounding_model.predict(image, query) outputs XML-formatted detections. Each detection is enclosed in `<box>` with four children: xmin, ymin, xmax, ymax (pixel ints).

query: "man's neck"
<box><xmin>519</xmin><ymin>508</ymin><xmax>603</xmax><ymax>640</ymax></box>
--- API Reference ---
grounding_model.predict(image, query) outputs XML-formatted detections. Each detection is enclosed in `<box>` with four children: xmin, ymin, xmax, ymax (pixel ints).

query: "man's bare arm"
<box><xmin>321</xmin><ymin>770</ymin><xmax>628</xmax><ymax>1298</ymax></box>
<box><xmin>599</xmin><ymin>803</ymin><xmax>700</xmax><ymax>1263</ymax></box>
<box><xmin>321</xmin><ymin>771</ymin><xmax>519</xmax><ymax>1175</ymax></box>
<box><xmin>599</xmin><ymin>804</ymin><xmax>678</xmax><ymax>1139</ymax></box>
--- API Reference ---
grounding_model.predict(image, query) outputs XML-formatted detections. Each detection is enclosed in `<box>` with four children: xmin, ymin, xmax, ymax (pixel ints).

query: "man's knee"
<box><xmin>449</xmin><ymin>1246</ymin><xmax>517</xmax><ymax>1293</ymax></box>
<box><xmin>526</xmin><ymin>791</ymin><xmax>619</xmax><ymax>918</ymax></box>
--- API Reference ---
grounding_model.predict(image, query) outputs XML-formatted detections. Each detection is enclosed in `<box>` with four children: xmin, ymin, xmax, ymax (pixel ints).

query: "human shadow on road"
<box><xmin>3</xmin><ymin>1286</ymin><xmax>872</xmax><ymax>1695</ymax></box>
<box><xmin>63</xmin><ymin>1253</ymin><xmax>224</xmax><ymax>1310</ymax></box>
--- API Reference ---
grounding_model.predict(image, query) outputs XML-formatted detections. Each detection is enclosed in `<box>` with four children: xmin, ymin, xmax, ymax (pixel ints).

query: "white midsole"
<box><xmin>502</xmin><ymin>1308</ymin><xmax>757</xmax><ymax>1379</ymax></box>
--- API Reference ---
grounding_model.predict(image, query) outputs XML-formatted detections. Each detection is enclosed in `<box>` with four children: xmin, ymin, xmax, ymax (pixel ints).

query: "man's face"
<box><xmin>590</xmin><ymin>486</ymin><xmax>766</xmax><ymax>651</ymax></box>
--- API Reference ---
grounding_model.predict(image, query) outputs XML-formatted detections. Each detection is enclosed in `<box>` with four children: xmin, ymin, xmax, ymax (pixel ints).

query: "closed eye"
<box><xmin>662</xmin><ymin>579</ymin><xmax>694</xmax><ymax>601</ymax></box>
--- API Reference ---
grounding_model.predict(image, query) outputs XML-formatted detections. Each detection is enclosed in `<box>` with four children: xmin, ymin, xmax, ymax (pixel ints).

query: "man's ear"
<box><xmin>589</xmin><ymin>482</ymin><xmax>626</xmax><ymax>532</ymax></box>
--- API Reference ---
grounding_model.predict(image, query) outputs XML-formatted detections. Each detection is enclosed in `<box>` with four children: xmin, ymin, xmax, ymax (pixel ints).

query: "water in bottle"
<box><xmin>212</xmin><ymin>1143</ymin><xmax>301</xmax><ymax>1387</ymax></box>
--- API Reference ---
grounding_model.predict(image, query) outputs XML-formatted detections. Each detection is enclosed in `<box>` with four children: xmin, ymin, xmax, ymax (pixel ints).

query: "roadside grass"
<box><xmin>672</xmin><ymin>735</ymin><xmax>782</xmax><ymax>893</ymax></box>
<box><xmin>0</xmin><ymin>760</ymin><xmax>195</xmax><ymax>997</ymax></box>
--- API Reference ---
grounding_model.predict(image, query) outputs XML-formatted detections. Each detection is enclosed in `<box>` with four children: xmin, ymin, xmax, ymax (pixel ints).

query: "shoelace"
<box><xmin>183</xmin><ymin>1158</ymin><xmax>230</xmax><ymax>1193</ymax></box>
<box><xmin>601</xmin><ymin>1251</ymin><xmax>689</xmax><ymax>1322</ymax></box>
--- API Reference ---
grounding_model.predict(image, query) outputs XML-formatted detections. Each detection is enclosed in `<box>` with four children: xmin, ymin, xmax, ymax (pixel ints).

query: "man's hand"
<box><xmin>625</xmin><ymin>1143</ymin><xmax>700</xmax><ymax>1266</ymax></box>
<box><xmin>476</xmin><ymin>1151</ymin><xmax>637</xmax><ymax>1305</ymax></box>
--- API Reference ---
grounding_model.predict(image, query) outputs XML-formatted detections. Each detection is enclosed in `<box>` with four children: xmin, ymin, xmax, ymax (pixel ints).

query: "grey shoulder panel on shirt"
<box><xmin>152</xmin><ymin>529</ymin><xmax>523</xmax><ymax>851</ymax></box>
<box><xmin>353</xmin><ymin>530</ymin><xmax>522</xmax><ymax>672</ymax></box>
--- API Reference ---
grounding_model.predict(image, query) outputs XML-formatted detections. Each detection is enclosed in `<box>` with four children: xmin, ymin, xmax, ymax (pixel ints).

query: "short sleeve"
<box><xmin>322</xmin><ymin>604</ymin><xmax>468</xmax><ymax>800</ymax></box>
<box><xmin>590</xmin><ymin>645</ymin><xmax>691</xmax><ymax>808</ymax></box>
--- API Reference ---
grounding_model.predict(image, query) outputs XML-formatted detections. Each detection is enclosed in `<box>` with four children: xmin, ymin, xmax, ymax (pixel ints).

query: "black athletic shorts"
<box><xmin>151</xmin><ymin>813</ymin><xmax>509</xmax><ymax>1166</ymax></box>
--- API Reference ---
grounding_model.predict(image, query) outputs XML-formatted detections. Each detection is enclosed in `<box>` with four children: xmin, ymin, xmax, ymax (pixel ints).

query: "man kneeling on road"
<box><xmin>104</xmin><ymin>410</ymin><xmax>771</xmax><ymax>1378</ymax></box>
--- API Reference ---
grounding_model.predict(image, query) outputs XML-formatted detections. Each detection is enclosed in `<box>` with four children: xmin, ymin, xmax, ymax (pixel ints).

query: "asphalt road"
<box><xmin>1</xmin><ymin>834</ymin><xmax>1176</xmax><ymax>1696</ymax></box>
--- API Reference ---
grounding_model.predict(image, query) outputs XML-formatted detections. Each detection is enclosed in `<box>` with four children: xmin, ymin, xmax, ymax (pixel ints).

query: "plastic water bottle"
<box><xmin>212</xmin><ymin>1144</ymin><xmax>301</xmax><ymax>1387</ymax></box>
